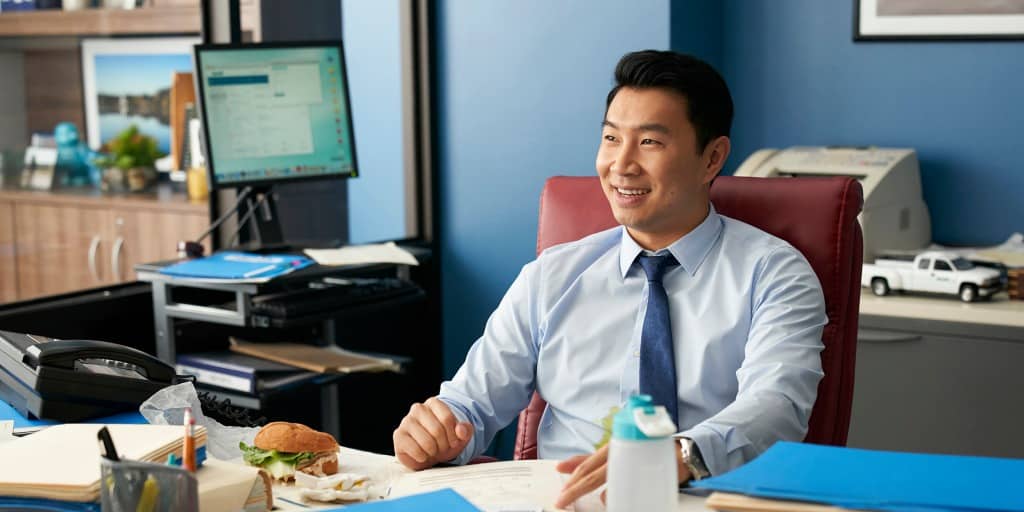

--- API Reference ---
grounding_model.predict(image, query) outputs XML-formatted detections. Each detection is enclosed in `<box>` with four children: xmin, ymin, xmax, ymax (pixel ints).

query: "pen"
<box><xmin>182</xmin><ymin>408</ymin><xmax>196</xmax><ymax>472</ymax></box>
<box><xmin>243</xmin><ymin>264</ymin><xmax>278</xmax><ymax>278</ymax></box>
<box><xmin>97</xmin><ymin>426</ymin><xmax>120</xmax><ymax>461</ymax></box>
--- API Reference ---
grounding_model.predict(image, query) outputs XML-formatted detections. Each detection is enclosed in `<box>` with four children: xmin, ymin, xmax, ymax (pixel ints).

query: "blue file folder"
<box><xmin>692</xmin><ymin>441</ymin><xmax>1024</xmax><ymax>512</ymax></box>
<box><xmin>159</xmin><ymin>251</ymin><xmax>314</xmax><ymax>281</ymax></box>
<box><xmin>320</xmin><ymin>488</ymin><xmax>480</xmax><ymax>511</ymax></box>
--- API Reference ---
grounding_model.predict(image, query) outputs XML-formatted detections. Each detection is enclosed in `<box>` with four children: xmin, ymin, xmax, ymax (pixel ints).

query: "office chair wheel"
<box><xmin>959</xmin><ymin>284</ymin><xmax>977</xmax><ymax>303</ymax></box>
<box><xmin>871</xmin><ymin>278</ymin><xmax>890</xmax><ymax>296</ymax></box>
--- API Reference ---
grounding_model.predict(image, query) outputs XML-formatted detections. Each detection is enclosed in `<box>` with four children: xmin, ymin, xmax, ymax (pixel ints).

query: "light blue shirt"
<box><xmin>438</xmin><ymin>205</ymin><xmax>827</xmax><ymax>476</ymax></box>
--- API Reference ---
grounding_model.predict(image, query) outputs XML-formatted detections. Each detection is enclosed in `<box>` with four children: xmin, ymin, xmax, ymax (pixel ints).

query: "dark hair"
<box><xmin>606</xmin><ymin>50</ymin><xmax>733</xmax><ymax>152</ymax></box>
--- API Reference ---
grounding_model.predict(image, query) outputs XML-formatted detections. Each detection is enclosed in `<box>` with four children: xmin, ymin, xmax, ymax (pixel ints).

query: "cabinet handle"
<box><xmin>111</xmin><ymin>236</ymin><xmax>125</xmax><ymax>283</ymax></box>
<box><xmin>88</xmin><ymin>235</ymin><xmax>101</xmax><ymax>282</ymax></box>
<box><xmin>858</xmin><ymin>330</ymin><xmax>922</xmax><ymax>343</ymax></box>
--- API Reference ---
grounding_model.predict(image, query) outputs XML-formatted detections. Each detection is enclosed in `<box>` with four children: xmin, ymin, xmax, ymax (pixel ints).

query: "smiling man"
<box><xmin>392</xmin><ymin>50</ymin><xmax>827</xmax><ymax>507</ymax></box>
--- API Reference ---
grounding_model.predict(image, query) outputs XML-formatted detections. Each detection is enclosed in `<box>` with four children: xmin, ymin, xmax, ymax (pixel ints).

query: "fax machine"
<box><xmin>734</xmin><ymin>146</ymin><xmax>931</xmax><ymax>262</ymax></box>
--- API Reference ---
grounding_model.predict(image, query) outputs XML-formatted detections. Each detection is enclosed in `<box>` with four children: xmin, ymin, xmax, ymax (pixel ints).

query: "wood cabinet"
<box><xmin>0</xmin><ymin>201</ymin><xmax>16</xmax><ymax>303</ymax></box>
<box><xmin>0</xmin><ymin>2</ymin><xmax>261</xmax><ymax>38</ymax></box>
<box><xmin>0</xmin><ymin>187</ymin><xmax>208</xmax><ymax>303</ymax></box>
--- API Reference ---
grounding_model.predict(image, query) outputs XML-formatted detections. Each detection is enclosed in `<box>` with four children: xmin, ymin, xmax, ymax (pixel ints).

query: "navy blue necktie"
<box><xmin>637</xmin><ymin>254</ymin><xmax>680</xmax><ymax>426</ymax></box>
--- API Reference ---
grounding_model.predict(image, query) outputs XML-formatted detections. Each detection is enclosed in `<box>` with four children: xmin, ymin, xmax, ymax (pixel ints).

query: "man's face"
<box><xmin>596</xmin><ymin>86</ymin><xmax>723</xmax><ymax>250</ymax></box>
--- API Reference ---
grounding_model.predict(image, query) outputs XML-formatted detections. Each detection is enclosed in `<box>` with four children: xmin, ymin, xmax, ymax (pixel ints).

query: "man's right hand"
<box><xmin>393</xmin><ymin>397</ymin><xmax>474</xmax><ymax>470</ymax></box>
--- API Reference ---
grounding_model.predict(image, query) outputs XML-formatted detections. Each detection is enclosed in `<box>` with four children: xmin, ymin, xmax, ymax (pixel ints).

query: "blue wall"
<box><xmin>342</xmin><ymin>0</ymin><xmax>408</xmax><ymax>243</ymax></box>
<box><xmin>433</xmin><ymin>0</ymin><xmax>669</xmax><ymax>457</ymax></box>
<box><xmin>434</xmin><ymin>0</ymin><xmax>670</xmax><ymax>377</ymax></box>
<box><xmin>719</xmin><ymin>1</ymin><xmax>1024</xmax><ymax>246</ymax></box>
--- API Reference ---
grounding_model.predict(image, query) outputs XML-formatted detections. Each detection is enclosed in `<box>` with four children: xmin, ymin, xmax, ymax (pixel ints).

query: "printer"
<box><xmin>733</xmin><ymin>146</ymin><xmax>931</xmax><ymax>262</ymax></box>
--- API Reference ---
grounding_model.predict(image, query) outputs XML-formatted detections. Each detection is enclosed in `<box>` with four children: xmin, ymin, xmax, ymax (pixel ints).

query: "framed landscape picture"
<box><xmin>81</xmin><ymin>37</ymin><xmax>199</xmax><ymax>154</ymax></box>
<box><xmin>856</xmin><ymin>0</ymin><xmax>1024</xmax><ymax>40</ymax></box>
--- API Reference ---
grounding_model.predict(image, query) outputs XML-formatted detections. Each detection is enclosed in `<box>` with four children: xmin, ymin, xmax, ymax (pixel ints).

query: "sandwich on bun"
<box><xmin>240</xmin><ymin>422</ymin><xmax>339</xmax><ymax>481</ymax></box>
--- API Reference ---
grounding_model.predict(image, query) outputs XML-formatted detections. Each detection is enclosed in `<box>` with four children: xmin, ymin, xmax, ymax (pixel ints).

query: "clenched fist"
<box><xmin>393</xmin><ymin>397</ymin><xmax>474</xmax><ymax>470</ymax></box>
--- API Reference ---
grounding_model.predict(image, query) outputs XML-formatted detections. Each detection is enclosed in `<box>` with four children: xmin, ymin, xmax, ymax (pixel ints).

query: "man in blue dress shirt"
<box><xmin>392</xmin><ymin>50</ymin><xmax>827</xmax><ymax>507</ymax></box>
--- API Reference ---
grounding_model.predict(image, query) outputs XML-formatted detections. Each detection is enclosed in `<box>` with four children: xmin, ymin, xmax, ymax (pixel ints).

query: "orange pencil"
<box><xmin>182</xmin><ymin>407</ymin><xmax>196</xmax><ymax>472</ymax></box>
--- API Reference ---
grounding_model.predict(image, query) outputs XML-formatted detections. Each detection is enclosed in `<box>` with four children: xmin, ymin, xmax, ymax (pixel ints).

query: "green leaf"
<box><xmin>238</xmin><ymin>441</ymin><xmax>318</xmax><ymax>467</ymax></box>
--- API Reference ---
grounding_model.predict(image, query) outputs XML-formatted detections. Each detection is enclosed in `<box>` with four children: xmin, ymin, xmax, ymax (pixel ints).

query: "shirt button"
<box><xmin>633</xmin><ymin>351</ymin><xmax>640</xmax><ymax>358</ymax></box>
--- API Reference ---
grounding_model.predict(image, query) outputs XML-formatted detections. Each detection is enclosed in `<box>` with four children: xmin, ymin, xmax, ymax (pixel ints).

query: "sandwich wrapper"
<box><xmin>140</xmin><ymin>382</ymin><xmax>259</xmax><ymax>460</ymax></box>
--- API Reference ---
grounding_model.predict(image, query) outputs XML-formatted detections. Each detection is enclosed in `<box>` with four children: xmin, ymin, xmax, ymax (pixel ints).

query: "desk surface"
<box><xmin>273</xmin><ymin>447</ymin><xmax>713</xmax><ymax>511</ymax></box>
<box><xmin>859</xmin><ymin>288</ymin><xmax>1024</xmax><ymax>328</ymax></box>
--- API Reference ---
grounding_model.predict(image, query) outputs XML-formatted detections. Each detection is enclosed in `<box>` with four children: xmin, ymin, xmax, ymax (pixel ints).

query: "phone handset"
<box><xmin>23</xmin><ymin>339</ymin><xmax>176</xmax><ymax>384</ymax></box>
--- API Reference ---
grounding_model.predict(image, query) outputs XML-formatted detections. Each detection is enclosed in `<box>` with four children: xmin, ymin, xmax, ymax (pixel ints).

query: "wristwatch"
<box><xmin>679</xmin><ymin>437</ymin><xmax>711</xmax><ymax>481</ymax></box>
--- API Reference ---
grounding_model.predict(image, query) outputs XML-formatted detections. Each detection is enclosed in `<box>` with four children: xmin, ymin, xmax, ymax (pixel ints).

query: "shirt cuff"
<box><xmin>674</xmin><ymin>426</ymin><xmax>723</xmax><ymax>478</ymax></box>
<box><xmin>437</xmin><ymin>397</ymin><xmax>477</xmax><ymax>466</ymax></box>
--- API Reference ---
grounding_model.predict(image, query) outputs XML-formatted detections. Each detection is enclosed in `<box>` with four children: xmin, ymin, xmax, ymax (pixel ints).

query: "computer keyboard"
<box><xmin>250</xmin><ymin>278</ymin><xmax>423</xmax><ymax>320</ymax></box>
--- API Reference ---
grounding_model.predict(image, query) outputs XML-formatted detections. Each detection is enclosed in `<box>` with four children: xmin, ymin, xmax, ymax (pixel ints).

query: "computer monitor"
<box><xmin>193</xmin><ymin>41</ymin><xmax>358</xmax><ymax>248</ymax></box>
<box><xmin>193</xmin><ymin>41</ymin><xmax>358</xmax><ymax>190</ymax></box>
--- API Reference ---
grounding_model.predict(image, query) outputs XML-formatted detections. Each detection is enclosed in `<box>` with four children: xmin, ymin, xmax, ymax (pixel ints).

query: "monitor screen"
<box><xmin>194</xmin><ymin>42</ymin><xmax>357</xmax><ymax>189</ymax></box>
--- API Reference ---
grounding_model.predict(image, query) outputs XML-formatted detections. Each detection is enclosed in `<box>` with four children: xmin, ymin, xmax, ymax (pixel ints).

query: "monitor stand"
<box><xmin>236</xmin><ymin>185</ymin><xmax>342</xmax><ymax>254</ymax></box>
<box><xmin>246</xmin><ymin>185</ymin><xmax>285</xmax><ymax>251</ymax></box>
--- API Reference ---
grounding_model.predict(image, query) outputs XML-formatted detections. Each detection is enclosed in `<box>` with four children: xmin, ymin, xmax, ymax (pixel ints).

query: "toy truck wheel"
<box><xmin>959</xmin><ymin>284</ymin><xmax>978</xmax><ymax>303</ymax></box>
<box><xmin>871</xmin><ymin>278</ymin><xmax>890</xmax><ymax>296</ymax></box>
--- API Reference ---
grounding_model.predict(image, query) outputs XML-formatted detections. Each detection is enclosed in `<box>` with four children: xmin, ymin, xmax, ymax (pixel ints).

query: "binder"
<box><xmin>176</xmin><ymin>352</ymin><xmax>315</xmax><ymax>394</ymax></box>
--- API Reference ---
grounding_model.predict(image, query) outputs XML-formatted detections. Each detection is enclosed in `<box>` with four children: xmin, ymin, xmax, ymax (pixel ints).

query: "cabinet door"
<box><xmin>14</xmin><ymin>202</ymin><xmax>113</xmax><ymax>300</ymax></box>
<box><xmin>110</xmin><ymin>208</ymin><xmax>209</xmax><ymax>282</ymax></box>
<box><xmin>0</xmin><ymin>201</ymin><xmax>17</xmax><ymax>303</ymax></box>
<box><xmin>849</xmin><ymin>327</ymin><xmax>1024</xmax><ymax>458</ymax></box>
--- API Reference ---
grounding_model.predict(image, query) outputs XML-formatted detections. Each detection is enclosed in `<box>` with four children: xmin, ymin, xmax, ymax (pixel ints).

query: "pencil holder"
<box><xmin>99</xmin><ymin>458</ymin><xmax>198</xmax><ymax>512</ymax></box>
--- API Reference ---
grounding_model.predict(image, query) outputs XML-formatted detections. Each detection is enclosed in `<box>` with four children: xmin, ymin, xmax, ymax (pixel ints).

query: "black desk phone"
<box><xmin>0</xmin><ymin>330</ymin><xmax>177</xmax><ymax>422</ymax></box>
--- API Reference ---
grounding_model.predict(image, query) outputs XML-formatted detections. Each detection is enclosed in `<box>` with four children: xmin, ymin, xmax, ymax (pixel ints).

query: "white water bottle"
<box><xmin>606</xmin><ymin>394</ymin><xmax>679</xmax><ymax>512</ymax></box>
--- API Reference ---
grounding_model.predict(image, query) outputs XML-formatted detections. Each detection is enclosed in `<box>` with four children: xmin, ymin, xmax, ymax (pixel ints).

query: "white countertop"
<box><xmin>859</xmin><ymin>289</ymin><xmax>1024</xmax><ymax>328</ymax></box>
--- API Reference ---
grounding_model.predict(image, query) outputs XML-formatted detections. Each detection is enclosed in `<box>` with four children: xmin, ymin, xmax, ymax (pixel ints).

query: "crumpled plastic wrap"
<box><xmin>139</xmin><ymin>382</ymin><xmax>259</xmax><ymax>460</ymax></box>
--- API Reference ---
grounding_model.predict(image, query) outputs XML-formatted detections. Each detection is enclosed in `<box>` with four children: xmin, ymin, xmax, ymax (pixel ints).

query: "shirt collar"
<box><xmin>618</xmin><ymin>203</ymin><xmax>724</xmax><ymax>278</ymax></box>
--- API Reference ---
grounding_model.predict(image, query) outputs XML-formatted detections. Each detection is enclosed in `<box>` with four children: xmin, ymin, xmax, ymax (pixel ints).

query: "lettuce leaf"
<box><xmin>239</xmin><ymin>441</ymin><xmax>318</xmax><ymax>467</ymax></box>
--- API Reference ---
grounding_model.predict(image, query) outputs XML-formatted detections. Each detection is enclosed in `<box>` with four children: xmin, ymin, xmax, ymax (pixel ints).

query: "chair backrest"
<box><xmin>514</xmin><ymin>175</ymin><xmax>864</xmax><ymax>460</ymax></box>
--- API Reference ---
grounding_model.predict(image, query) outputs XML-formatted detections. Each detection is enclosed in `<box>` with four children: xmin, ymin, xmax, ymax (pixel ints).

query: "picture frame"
<box><xmin>81</xmin><ymin>37</ymin><xmax>200</xmax><ymax>155</ymax></box>
<box><xmin>855</xmin><ymin>0</ymin><xmax>1024</xmax><ymax>40</ymax></box>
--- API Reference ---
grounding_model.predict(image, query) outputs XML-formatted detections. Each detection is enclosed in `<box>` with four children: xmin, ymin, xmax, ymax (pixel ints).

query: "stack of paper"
<box><xmin>0</xmin><ymin>424</ymin><xmax>207</xmax><ymax>503</ymax></box>
<box><xmin>695</xmin><ymin>441</ymin><xmax>1024</xmax><ymax>512</ymax></box>
<box><xmin>389</xmin><ymin>460</ymin><xmax>563</xmax><ymax>511</ymax></box>
<box><xmin>304</xmin><ymin>242</ymin><xmax>419</xmax><ymax>267</ymax></box>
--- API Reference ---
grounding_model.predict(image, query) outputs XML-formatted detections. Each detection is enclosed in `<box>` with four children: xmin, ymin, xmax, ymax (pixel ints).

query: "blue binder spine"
<box><xmin>175</xmin><ymin>356</ymin><xmax>256</xmax><ymax>394</ymax></box>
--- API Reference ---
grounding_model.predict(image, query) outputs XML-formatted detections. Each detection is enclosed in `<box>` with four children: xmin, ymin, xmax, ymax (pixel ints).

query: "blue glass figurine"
<box><xmin>54</xmin><ymin>122</ymin><xmax>99</xmax><ymax>187</ymax></box>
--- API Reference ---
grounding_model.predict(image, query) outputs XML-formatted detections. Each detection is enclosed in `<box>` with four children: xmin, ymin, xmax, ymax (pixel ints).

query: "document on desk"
<box><xmin>389</xmin><ymin>460</ymin><xmax>564</xmax><ymax>512</ymax></box>
<box><xmin>305</xmin><ymin>242</ymin><xmax>419</xmax><ymax>267</ymax></box>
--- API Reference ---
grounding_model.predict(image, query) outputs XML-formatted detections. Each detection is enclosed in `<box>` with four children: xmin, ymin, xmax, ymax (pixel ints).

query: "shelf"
<box><xmin>0</xmin><ymin>4</ymin><xmax>259</xmax><ymax>38</ymax></box>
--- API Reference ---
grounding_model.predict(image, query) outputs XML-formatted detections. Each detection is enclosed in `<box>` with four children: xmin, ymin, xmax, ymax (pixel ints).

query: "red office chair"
<box><xmin>514</xmin><ymin>175</ymin><xmax>864</xmax><ymax>460</ymax></box>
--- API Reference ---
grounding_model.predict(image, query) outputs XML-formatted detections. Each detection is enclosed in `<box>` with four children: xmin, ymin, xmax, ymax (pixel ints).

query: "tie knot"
<box><xmin>637</xmin><ymin>254</ymin><xmax>678</xmax><ymax>282</ymax></box>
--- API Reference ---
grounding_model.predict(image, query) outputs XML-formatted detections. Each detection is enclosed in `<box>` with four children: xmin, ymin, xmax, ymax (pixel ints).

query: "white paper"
<box><xmin>389</xmin><ymin>459</ymin><xmax>566</xmax><ymax>512</ymax></box>
<box><xmin>305</xmin><ymin>242</ymin><xmax>419</xmax><ymax>267</ymax></box>
<box><xmin>0</xmin><ymin>421</ymin><xmax>14</xmax><ymax>444</ymax></box>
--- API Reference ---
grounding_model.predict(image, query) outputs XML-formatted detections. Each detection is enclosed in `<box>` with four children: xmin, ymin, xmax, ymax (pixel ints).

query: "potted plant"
<box><xmin>94</xmin><ymin>125</ymin><xmax>163</xmax><ymax>192</ymax></box>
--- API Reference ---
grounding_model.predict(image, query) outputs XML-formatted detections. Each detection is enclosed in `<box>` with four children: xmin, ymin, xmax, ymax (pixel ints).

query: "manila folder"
<box><xmin>229</xmin><ymin>339</ymin><xmax>399</xmax><ymax>374</ymax></box>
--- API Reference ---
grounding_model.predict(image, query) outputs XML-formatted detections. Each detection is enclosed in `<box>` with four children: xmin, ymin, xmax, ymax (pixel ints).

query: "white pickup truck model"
<box><xmin>862</xmin><ymin>251</ymin><xmax>1002</xmax><ymax>302</ymax></box>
